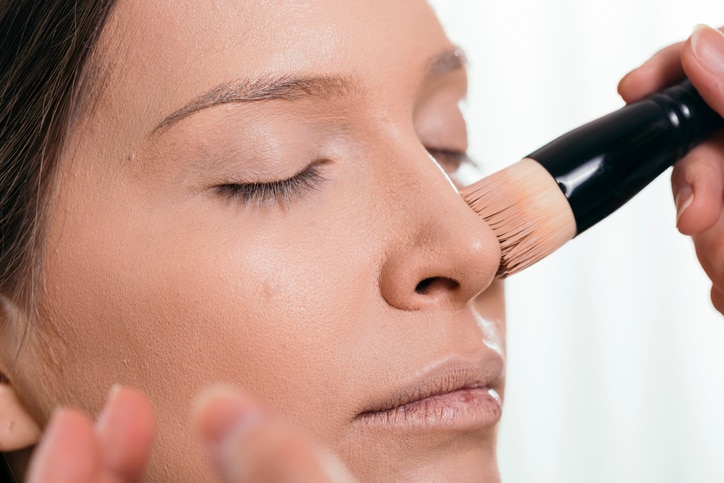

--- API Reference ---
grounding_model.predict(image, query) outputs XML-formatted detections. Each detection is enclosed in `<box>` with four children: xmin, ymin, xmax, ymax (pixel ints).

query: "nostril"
<box><xmin>414</xmin><ymin>276</ymin><xmax>460</xmax><ymax>295</ymax></box>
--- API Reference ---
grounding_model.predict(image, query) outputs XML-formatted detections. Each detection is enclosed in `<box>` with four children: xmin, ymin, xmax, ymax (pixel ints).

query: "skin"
<box><xmin>619</xmin><ymin>25</ymin><xmax>724</xmax><ymax>313</ymax></box>
<box><xmin>3</xmin><ymin>0</ymin><xmax>507</xmax><ymax>481</ymax></box>
<box><xmin>13</xmin><ymin>9</ymin><xmax>724</xmax><ymax>483</ymax></box>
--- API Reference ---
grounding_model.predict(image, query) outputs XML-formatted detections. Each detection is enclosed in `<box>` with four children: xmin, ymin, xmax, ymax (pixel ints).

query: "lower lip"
<box><xmin>356</xmin><ymin>387</ymin><xmax>502</xmax><ymax>431</ymax></box>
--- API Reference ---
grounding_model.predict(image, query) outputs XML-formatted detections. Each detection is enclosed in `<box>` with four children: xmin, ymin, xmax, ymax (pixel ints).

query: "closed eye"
<box><xmin>215</xmin><ymin>161</ymin><xmax>325</xmax><ymax>206</ymax></box>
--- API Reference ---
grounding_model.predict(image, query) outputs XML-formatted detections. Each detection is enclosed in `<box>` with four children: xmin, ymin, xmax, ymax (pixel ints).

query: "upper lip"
<box><xmin>355</xmin><ymin>353</ymin><xmax>504</xmax><ymax>418</ymax></box>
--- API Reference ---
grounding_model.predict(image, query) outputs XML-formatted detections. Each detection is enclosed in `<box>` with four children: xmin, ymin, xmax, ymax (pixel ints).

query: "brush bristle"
<box><xmin>461</xmin><ymin>158</ymin><xmax>577</xmax><ymax>278</ymax></box>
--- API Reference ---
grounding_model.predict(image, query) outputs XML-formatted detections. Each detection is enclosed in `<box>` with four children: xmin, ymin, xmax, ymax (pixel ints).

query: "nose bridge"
<box><xmin>376</xmin><ymin>140</ymin><xmax>501</xmax><ymax>311</ymax></box>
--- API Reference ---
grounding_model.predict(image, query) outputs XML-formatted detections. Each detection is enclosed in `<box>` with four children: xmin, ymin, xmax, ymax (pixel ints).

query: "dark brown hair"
<box><xmin>0</xmin><ymin>3</ymin><xmax>118</xmax><ymax>479</ymax></box>
<box><xmin>0</xmin><ymin>1</ymin><xmax>116</xmax><ymax>312</ymax></box>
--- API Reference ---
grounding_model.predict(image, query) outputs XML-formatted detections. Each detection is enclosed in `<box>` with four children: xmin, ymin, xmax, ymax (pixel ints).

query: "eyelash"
<box><xmin>215</xmin><ymin>148</ymin><xmax>469</xmax><ymax>206</ymax></box>
<box><xmin>216</xmin><ymin>162</ymin><xmax>325</xmax><ymax>206</ymax></box>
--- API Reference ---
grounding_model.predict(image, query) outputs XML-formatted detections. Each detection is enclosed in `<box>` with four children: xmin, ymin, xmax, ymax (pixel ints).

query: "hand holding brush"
<box><xmin>630</xmin><ymin>24</ymin><xmax>724</xmax><ymax>314</ymax></box>
<box><xmin>462</xmin><ymin>25</ymin><xmax>724</xmax><ymax>295</ymax></box>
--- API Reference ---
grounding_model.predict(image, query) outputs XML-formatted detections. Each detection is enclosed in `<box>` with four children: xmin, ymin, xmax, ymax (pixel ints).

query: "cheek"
<box><xmin>35</xmin><ymin>176</ymin><xmax>377</xmax><ymax>444</ymax></box>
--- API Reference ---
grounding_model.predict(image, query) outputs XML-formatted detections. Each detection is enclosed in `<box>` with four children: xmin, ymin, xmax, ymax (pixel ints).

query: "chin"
<box><xmin>338</xmin><ymin>429</ymin><xmax>501</xmax><ymax>482</ymax></box>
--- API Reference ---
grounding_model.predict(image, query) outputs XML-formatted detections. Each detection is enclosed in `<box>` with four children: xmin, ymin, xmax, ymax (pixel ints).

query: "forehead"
<box><xmin>92</xmin><ymin>0</ymin><xmax>452</xmax><ymax>136</ymax></box>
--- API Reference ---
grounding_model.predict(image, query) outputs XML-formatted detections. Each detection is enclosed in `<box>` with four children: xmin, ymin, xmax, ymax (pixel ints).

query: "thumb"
<box><xmin>682</xmin><ymin>25</ymin><xmax>724</xmax><ymax>116</ymax></box>
<box><xmin>193</xmin><ymin>386</ymin><xmax>356</xmax><ymax>483</ymax></box>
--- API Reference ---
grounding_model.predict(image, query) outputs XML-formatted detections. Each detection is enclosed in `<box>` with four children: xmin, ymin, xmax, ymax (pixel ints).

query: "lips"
<box><xmin>354</xmin><ymin>355</ymin><xmax>504</xmax><ymax>430</ymax></box>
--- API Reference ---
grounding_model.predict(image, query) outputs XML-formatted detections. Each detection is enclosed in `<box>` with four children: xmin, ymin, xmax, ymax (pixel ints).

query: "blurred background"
<box><xmin>428</xmin><ymin>1</ymin><xmax>724</xmax><ymax>482</ymax></box>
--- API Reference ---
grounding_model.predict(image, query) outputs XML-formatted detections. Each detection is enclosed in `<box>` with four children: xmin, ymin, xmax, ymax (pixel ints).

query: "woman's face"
<box><xmin>19</xmin><ymin>0</ymin><xmax>505</xmax><ymax>480</ymax></box>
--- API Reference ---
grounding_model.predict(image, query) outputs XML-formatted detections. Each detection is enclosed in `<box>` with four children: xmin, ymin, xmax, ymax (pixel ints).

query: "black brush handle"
<box><xmin>528</xmin><ymin>79</ymin><xmax>724</xmax><ymax>234</ymax></box>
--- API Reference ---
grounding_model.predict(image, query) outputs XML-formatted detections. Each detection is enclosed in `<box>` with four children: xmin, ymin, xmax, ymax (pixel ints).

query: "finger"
<box><xmin>691</xmin><ymin>208</ymin><xmax>724</xmax><ymax>289</ymax></box>
<box><xmin>194</xmin><ymin>385</ymin><xmax>355</xmax><ymax>483</ymax></box>
<box><xmin>711</xmin><ymin>284</ymin><xmax>724</xmax><ymax>315</ymax></box>
<box><xmin>682</xmin><ymin>25</ymin><xmax>724</xmax><ymax>117</ymax></box>
<box><xmin>671</xmin><ymin>134</ymin><xmax>724</xmax><ymax>235</ymax></box>
<box><xmin>95</xmin><ymin>385</ymin><xmax>155</xmax><ymax>482</ymax></box>
<box><xmin>618</xmin><ymin>42</ymin><xmax>686</xmax><ymax>103</ymax></box>
<box><xmin>26</xmin><ymin>409</ymin><xmax>101</xmax><ymax>483</ymax></box>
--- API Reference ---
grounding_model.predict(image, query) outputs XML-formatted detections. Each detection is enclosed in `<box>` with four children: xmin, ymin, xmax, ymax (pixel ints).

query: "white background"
<box><xmin>428</xmin><ymin>1</ymin><xmax>724</xmax><ymax>482</ymax></box>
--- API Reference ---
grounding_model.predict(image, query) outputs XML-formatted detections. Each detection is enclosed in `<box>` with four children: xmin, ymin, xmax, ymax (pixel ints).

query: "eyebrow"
<box><xmin>153</xmin><ymin>47</ymin><xmax>467</xmax><ymax>134</ymax></box>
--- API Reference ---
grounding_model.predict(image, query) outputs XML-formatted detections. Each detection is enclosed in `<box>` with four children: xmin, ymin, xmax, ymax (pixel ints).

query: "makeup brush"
<box><xmin>461</xmin><ymin>79</ymin><xmax>724</xmax><ymax>278</ymax></box>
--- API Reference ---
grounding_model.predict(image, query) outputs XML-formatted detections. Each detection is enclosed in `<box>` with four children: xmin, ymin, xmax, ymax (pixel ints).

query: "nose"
<box><xmin>378</xmin><ymin>151</ymin><xmax>501</xmax><ymax>311</ymax></box>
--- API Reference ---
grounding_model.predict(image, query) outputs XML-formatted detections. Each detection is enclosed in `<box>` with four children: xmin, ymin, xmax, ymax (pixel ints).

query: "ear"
<box><xmin>0</xmin><ymin>297</ymin><xmax>40</xmax><ymax>451</ymax></box>
<box><xmin>0</xmin><ymin>379</ymin><xmax>41</xmax><ymax>451</ymax></box>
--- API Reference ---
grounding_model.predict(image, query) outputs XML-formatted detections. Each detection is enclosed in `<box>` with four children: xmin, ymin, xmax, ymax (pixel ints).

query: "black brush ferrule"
<box><xmin>528</xmin><ymin>79</ymin><xmax>724</xmax><ymax>234</ymax></box>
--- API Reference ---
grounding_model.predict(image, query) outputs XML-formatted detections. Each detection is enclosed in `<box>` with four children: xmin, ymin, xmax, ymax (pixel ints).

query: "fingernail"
<box><xmin>691</xmin><ymin>24</ymin><xmax>724</xmax><ymax>74</ymax></box>
<box><xmin>193</xmin><ymin>386</ymin><xmax>264</xmax><ymax>478</ymax></box>
<box><xmin>318</xmin><ymin>449</ymin><xmax>357</xmax><ymax>483</ymax></box>
<box><xmin>675</xmin><ymin>185</ymin><xmax>694</xmax><ymax>223</ymax></box>
<box><xmin>96</xmin><ymin>384</ymin><xmax>122</xmax><ymax>429</ymax></box>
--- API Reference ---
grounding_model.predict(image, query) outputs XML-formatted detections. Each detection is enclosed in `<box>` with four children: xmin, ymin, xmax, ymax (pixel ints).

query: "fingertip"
<box><xmin>617</xmin><ymin>62</ymin><xmax>662</xmax><ymax>104</ymax></box>
<box><xmin>192</xmin><ymin>385</ymin><xmax>269</xmax><ymax>481</ymax></box>
<box><xmin>672</xmin><ymin>143</ymin><xmax>724</xmax><ymax>234</ymax></box>
<box><xmin>618</xmin><ymin>43</ymin><xmax>687</xmax><ymax>103</ymax></box>
<box><xmin>617</xmin><ymin>69</ymin><xmax>634</xmax><ymax>100</ymax></box>
<box><xmin>43</xmin><ymin>408</ymin><xmax>97</xmax><ymax>452</ymax></box>
<box><xmin>686</xmin><ymin>24</ymin><xmax>724</xmax><ymax>76</ymax></box>
<box><xmin>682</xmin><ymin>25</ymin><xmax>724</xmax><ymax>117</ymax></box>
<box><xmin>192</xmin><ymin>386</ymin><xmax>357</xmax><ymax>482</ymax></box>
<box><xmin>710</xmin><ymin>284</ymin><xmax>724</xmax><ymax>315</ymax></box>
<box><xmin>191</xmin><ymin>384</ymin><xmax>241</xmax><ymax>421</ymax></box>
<box><xmin>317</xmin><ymin>448</ymin><xmax>358</xmax><ymax>483</ymax></box>
<box><xmin>192</xmin><ymin>385</ymin><xmax>265</xmax><ymax>451</ymax></box>
<box><xmin>26</xmin><ymin>409</ymin><xmax>99</xmax><ymax>483</ymax></box>
<box><xmin>676</xmin><ymin>184</ymin><xmax>721</xmax><ymax>235</ymax></box>
<box><xmin>95</xmin><ymin>385</ymin><xmax>156</xmax><ymax>481</ymax></box>
<box><xmin>95</xmin><ymin>384</ymin><xmax>126</xmax><ymax>428</ymax></box>
<box><xmin>674</xmin><ymin>179</ymin><xmax>693</xmax><ymax>216</ymax></box>
<box><xmin>676</xmin><ymin>205</ymin><xmax>703</xmax><ymax>235</ymax></box>
<box><xmin>617</xmin><ymin>66</ymin><xmax>647</xmax><ymax>103</ymax></box>
<box><xmin>96</xmin><ymin>384</ymin><xmax>155</xmax><ymax>437</ymax></box>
